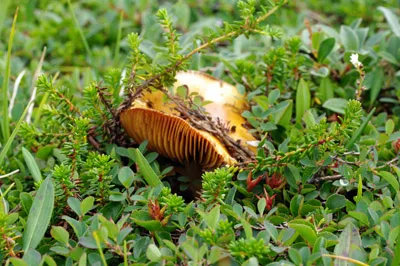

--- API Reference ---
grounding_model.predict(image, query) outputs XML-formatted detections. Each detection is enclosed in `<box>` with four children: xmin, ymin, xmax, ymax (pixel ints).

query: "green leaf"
<box><xmin>176</xmin><ymin>85</ymin><xmax>188</xmax><ymax>99</ymax></box>
<box><xmin>118</xmin><ymin>166</ymin><xmax>135</xmax><ymax>188</ymax></box>
<box><xmin>322</xmin><ymin>98</ymin><xmax>347</xmax><ymax>114</ymax></box>
<box><xmin>378</xmin><ymin>171</ymin><xmax>399</xmax><ymax>191</ymax></box>
<box><xmin>22</xmin><ymin>176</ymin><xmax>54</xmax><ymax>252</ymax></box>
<box><xmin>303</xmin><ymin>110</ymin><xmax>316</xmax><ymax>128</ymax></box>
<box><xmin>254</xmin><ymin>95</ymin><xmax>270</xmax><ymax>110</ymax></box>
<box><xmin>80</xmin><ymin>196</ymin><xmax>94</xmax><ymax>216</ymax></box>
<box><xmin>131</xmin><ymin>148</ymin><xmax>162</xmax><ymax>187</ymax></box>
<box><xmin>334</xmin><ymin>223</ymin><xmax>364</xmax><ymax>264</ymax></box>
<box><xmin>63</xmin><ymin>216</ymin><xmax>86</xmax><ymax>238</ymax></box>
<box><xmin>312</xmin><ymin>31</ymin><xmax>325</xmax><ymax>51</ymax></box>
<box><xmin>35</xmin><ymin>145</ymin><xmax>56</xmax><ymax>160</ymax></box>
<box><xmin>318</xmin><ymin>38</ymin><xmax>335</xmax><ymax>62</ymax></box>
<box><xmin>385</xmin><ymin>119</ymin><xmax>395</xmax><ymax>135</ymax></box>
<box><xmin>340</xmin><ymin>25</ymin><xmax>359</xmax><ymax>51</ymax></box>
<box><xmin>326</xmin><ymin>194</ymin><xmax>346</xmax><ymax>210</ymax></box>
<box><xmin>318</xmin><ymin>77</ymin><xmax>334</xmax><ymax>103</ymax></box>
<box><xmin>394</xmin><ymin>166</ymin><xmax>400</xmax><ymax>180</ymax></box>
<box><xmin>9</xmin><ymin>258</ymin><xmax>28</xmax><ymax>266</ymax></box>
<box><xmin>354</xmin><ymin>175</ymin><xmax>363</xmax><ymax>203</ymax></box>
<box><xmin>296</xmin><ymin>79</ymin><xmax>311</xmax><ymax>124</ymax></box>
<box><xmin>79</xmin><ymin>235</ymin><xmax>99</xmax><ymax>249</ymax></box>
<box><xmin>243</xmin><ymin>257</ymin><xmax>259</xmax><ymax>266</ymax></box>
<box><xmin>42</xmin><ymin>254</ymin><xmax>58</xmax><ymax>266</ymax></box>
<box><xmin>284</xmin><ymin>164</ymin><xmax>300</xmax><ymax>189</ymax></box>
<box><xmin>50</xmin><ymin>246</ymin><xmax>70</xmax><ymax>255</ymax></box>
<box><xmin>288</xmin><ymin>248</ymin><xmax>302</xmax><ymax>265</ymax></box>
<box><xmin>393</xmin><ymin>228</ymin><xmax>400</xmax><ymax>266</ymax></box>
<box><xmin>288</xmin><ymin>220</ymin><xmax>317</xmax><ymax>246</ymax></box>
<box><xmin>22</xmin><ymin>147</ymin><xmax>42</xmax><ymax>183</ymax></box>
<box><xmin>364</xmin><ymin>68</ymin><xmax>384</xmax><ymax>107</ymax></box>
<box><xmin>311</xmin><ymin>67</ymin><xmax>329</xmax><ymax>77</ymax></box>
<box><xmin>264</xmin><ymin>221</ymin><xmax>278</xmax><ymax>242</ymax></box>
<box><xmin>378</xmin><ymin>7</ymin><xmax>400</xmax><ymax>37</ymax></box>
<box><xmin>378</xmin><ymin>51</ymin><xmax>399</xmax><ymax>64</ymax></box>
<box><xmin>51</xmin><ymin>226</ymin><xmax>70</xmax><ymax>245</ymax></box>
<box><xmin>78</xmin><ymin>252</ymin><xmax>87</xmax><ymax>266</ymax></box>
<box><xmin>268</xmin><ymin>89</ymin><xmax>280</xmax><ymax>104</ymax></box>
<box><xmin>23</xmin><ymin>249</ymin><xmax>41</xmax><ymax>266</ymax></box>
<box><xmin>348</xmin><ymin>211</ymin><xmax>370</xmax><ymax>226</ymax></box>
<box><xmin>132</xmin><ymin>210</ymin><xmax>164</xmax><ymax>231</ymax></box>
<box><xmin>20</xmin><ymin>192</ymin><xmax>33</xmax><ymax>214</ymax></box>
<box><xmin>67</xmin><ymin>197</ymin><xmax>82</xmax><ymax>217</ymax></box>
<box><xmin>146</xmin><ymin>243</ymin><xmax>162</xmax><ymax>262</ymax></box>
<box><xmin>290</xmin><ymin>194</ymin><xmax>303</xmax><ymax>217</ymax></box>
<box><xmin>201</xmin><ymin>205</ymin><xmax>220</xmax><ymax>229</ymax></box>
<box><xmin>241</xmin><ymin>218</ymin><xmax>253</xmax><ymax>239</ymax></box>
<box><xmin>274</xmin><ymin>100</ymin><xmax>293</xmax><ymax>128</ymax></box>
<box><xmin>257</xmin><ymin>198</ymin><xmax>266</xmax><ymax>215</ymax></box>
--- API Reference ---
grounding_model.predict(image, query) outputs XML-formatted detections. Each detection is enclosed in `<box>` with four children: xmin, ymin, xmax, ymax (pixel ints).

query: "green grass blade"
<box><xmin>131</xmin><ymin>148</ymin><xmax>162</xmax><ymax>187</ymax></box>
<box><xmin>93</xmin><ymin>231</ymin><xmax>108</xmax><ymax>266</ymax></box>
<box><xmin>1</xmin><ymin>7</ymin><xmax>18</xmax><ymax>143</ymax></box>
<box><xmin>22</xmin><ymin>176</ymin><xmax>54</xmax><ymax>252</ymax></box>
<box><xmin>0</xmin><ymin>102</ymin><xmax>33</xmax><ymax>166</ymax></box>
<box><xmin>67</xmin><ymin>0</ymin><xmax>92</xmax><ymax>61</ymax></box>
<box><xmin>33</xmin><ymin>92</ymin><xmax>49</xmax><ymax>127</ymax></box>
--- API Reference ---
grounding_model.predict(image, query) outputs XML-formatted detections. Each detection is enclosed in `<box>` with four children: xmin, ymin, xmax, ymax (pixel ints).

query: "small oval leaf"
<box><xmin>22</xmin><ymin>176</ymin><xmax>54</xmax><ymax>252</ymax></box>
<box><xmin>318</xmin><ymin>38</ymin><xmax>335</xmax><ymax>62</ymax></box>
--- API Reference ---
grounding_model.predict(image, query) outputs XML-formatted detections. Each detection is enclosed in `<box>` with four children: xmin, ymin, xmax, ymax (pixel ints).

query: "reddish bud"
<box><xmin>266</xmin><ymin>172</ymin><xmax>285</xmax><ymax>189</ymax></box>
<box><xmin>256</xmin><ymin>188</ymin><xmax>277</xmax><ymax>211</ymax></box>
<box><xmin>247</xmin><ymin>171</ymin><xmax>265</xmax><ymax>192</ymax></box>
<box><xmin>148</xmin><ymin>199</ymin><xmax>168</xmax><ymax>224</ymax></box>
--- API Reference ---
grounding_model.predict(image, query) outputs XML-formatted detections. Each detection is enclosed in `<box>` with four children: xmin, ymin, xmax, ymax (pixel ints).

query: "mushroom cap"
<box><xmin>139</xmin><ymin>71</ymin><xmax>256</xmax><ymax>149</ymax></box>
<box><xmin>120</xmin><ymin>107</ymin><xmax>236</xmax><ymax>169</ymax></box>
<box><xmin>119</xmin><ymin>71</ymin><xmax>256</xmax><ymax>168</ymax></box>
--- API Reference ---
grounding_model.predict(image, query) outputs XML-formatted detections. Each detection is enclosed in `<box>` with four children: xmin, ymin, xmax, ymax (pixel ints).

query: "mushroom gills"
<box><xmin>120</xmin><ymin>107</ymin><xmax>235</xmax><ymax>169</ymax></box>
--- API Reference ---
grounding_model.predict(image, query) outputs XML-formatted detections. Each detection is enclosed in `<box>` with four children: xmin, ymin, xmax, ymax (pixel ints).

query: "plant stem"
<box><xmin>322</xmin><ymin>254</ymin><xmax>369</xmax><ymax>266</ymax></box>
<box><xmin>1</xmin><ymin>7</ymin><xmax>18</xmax><ymax>143</ymax></box>
<box><xmin>93</xmin><ymin>231</ymin><xmax>108</xmax><ymax>266</ymax></box>
<box><xmin>0</xmin><ymin>102</ymin><xmax>33</xmax><ymax>165</ymax></box>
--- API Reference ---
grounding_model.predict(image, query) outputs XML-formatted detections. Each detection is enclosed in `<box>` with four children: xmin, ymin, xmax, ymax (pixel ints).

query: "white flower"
<box><xmin>350</xmin><ymin>53</ymin><xmax>362</xmax><ymax>68</ymax></box>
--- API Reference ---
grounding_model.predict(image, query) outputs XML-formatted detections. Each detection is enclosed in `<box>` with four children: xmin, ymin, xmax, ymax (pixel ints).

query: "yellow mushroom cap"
<box><xmin>119</xmin><ymin>71</ymin><xmax>256</xmax><ymax>168</ymax></box>
<box><xmin>120</xmin><ymin>107</ymin><xmax>236</xmax><ymax>169</ymax></box>
<box><xmin>138</xmin><ymin>71</ymin><xmax>257</xmax><ymax>149</ymax></box>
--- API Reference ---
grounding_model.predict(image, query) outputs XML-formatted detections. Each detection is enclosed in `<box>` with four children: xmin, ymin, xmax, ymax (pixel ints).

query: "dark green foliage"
<box><xmin>229</xmin><ymin>238</ymin><xmax>271</xmax><ymax>264</ymax></box>
<box><xmin>201</xmin><ymin>166</ymin><xmax>235</xmax><ymax>205</ymax></box>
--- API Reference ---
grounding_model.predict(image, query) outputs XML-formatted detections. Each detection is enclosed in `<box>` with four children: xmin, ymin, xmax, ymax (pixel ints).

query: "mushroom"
<box><xmin>119</xmin><ymin>71</ymin><xmax>256</xmax><ymax>169</ymax></box>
